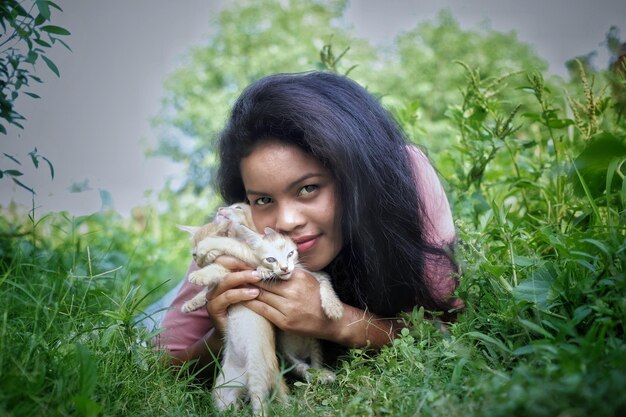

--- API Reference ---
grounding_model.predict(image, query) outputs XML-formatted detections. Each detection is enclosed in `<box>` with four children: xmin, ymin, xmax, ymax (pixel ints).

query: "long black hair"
<box><xmin>216</xmin><ymin>71</ymin><xmax>457</xmax><ymax>318</ymax></box>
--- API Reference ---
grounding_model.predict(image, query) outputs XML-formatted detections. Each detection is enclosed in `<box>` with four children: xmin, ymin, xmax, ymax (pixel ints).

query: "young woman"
<box><xmin>154</xmin><ymin>71</ymin><xmax>462</xmax><ymax>369</ymax></box>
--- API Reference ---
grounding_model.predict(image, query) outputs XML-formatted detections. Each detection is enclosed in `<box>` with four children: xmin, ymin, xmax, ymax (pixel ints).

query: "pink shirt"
<box><xmin>154</xmin><ymin>146</ymin><xmax>459</xmax><ymax>352</ymax></box>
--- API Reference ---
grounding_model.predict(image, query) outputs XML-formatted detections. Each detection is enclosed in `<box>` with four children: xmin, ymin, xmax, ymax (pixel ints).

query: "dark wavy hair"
<box><xmin>216</xmin><ymin>71</ymin><xmax>457</xmax><ymax>318</ymax></box>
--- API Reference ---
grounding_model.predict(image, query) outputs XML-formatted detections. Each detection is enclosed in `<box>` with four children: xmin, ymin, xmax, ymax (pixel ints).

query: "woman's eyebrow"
<box><xmin>245</xmin><ymin>173</ymin><xmax>324</xmax><ymax>196</ymax></box>
<box><xmin>287</xmin><ymin>173</ymin><xmax>324</xmax><ymax>190</ymax></box>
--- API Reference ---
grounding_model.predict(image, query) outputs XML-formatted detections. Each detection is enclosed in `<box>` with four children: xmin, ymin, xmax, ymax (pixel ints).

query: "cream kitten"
<box><xmin>177</xmin><ymin>203</ymin><xmax>254</xmax><ymax>313</ymax></box>
<box><xmin>203</xmin><ymin>226</ymin><xmax>294</xmax><ymax>415</ymax></box>
<box><xmin>182</xmin><ymin>208</ymin><xmax>344</xmax><ymax>414</ymax></box>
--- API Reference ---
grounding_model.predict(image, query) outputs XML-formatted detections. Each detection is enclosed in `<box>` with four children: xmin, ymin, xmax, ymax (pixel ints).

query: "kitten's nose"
<box><xmin>281</xmin><ymin>266</ymin><xmax>288</xmax><ymax>273</ymax></box>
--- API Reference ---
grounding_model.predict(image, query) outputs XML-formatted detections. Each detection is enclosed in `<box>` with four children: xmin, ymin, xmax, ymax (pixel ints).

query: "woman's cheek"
<box><xmin>251</xmin><ymin>210</ymin><xmax>271</xmax><ymax>232</ymax></box>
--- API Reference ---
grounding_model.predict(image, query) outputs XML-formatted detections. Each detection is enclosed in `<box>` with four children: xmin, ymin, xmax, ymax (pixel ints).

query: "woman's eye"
<box><xmin>265</xmin><ymin>257</ymin><xmax>276</xmax><ymax>263</ymax></box>
<box><xmin>254</xmin><ymin>197</ymin><xmax>272</xmax><ymax>206</ymax></box>
<box><xmin>299</xmin><ymin>184</ymin><xmax>318</xmax><ymax>196</ymax></box>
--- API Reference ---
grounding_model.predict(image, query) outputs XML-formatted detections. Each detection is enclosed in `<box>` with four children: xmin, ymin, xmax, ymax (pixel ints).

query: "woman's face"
<box><xmin>240</xmin><ymin>139</ymin><xmax>342</xmax><ymax>271</ymax></box>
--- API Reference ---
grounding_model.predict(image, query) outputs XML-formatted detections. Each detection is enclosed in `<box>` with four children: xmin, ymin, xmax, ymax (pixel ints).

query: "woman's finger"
<box><xmin>209</xmin><ymin>270</ymin><xmax>260</xmax><ymax>296</ymax></box>
<box><xmin>242</xmin><ymin>299</ymin><xmax>287</xmax><ymax>327</ymax></box>
<box><xmin>206</xmin><ymin>281</ymin><xmax>260</xmax><ymax>335</ymax></box>
<box><xmin>253</xmin><ymin>284</ymin><xmax>287</xmax><ymax>308</ymax></box>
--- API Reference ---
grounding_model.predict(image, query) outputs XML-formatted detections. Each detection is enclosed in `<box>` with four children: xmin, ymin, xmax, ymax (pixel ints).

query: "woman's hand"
<box><xmin>204</xmin><ymin>256</ymin><xmax>261</xmax><ymax>336</ymax></box>
<box><xmin>206</xmin><ymin>261</ymin><xmax>399</xmax><ymax>348</ymax></box>
<box><xmin>243</xmin><ymin>268</ymin><xmax>342</xmax><ymax>341</ymax></box>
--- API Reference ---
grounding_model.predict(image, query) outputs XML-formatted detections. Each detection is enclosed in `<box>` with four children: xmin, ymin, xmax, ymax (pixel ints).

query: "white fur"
<box><xmin>213</xmin><ymin>305</ymin><xmax>287</xmax><ymax>415</ymax></box>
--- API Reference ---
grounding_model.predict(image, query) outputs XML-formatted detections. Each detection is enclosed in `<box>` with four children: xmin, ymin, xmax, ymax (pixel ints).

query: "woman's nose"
<box><xmin>275</xmin><ymin>203</ymin><xmax>305</xmax><ymax>233</ymax></box>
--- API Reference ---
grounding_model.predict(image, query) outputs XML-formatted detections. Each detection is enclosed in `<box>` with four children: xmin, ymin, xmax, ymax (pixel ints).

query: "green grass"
<box><xmin>1</xmin><ymin>63</ymin><xmax>626</xmax><ymax>416</ymax></box>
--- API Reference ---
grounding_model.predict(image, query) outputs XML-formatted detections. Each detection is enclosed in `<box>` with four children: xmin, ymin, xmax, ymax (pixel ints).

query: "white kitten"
<box><xmin>181</xmin><ymin>206</ymin><xmax>344</xmax><ymax>415</ymax></box>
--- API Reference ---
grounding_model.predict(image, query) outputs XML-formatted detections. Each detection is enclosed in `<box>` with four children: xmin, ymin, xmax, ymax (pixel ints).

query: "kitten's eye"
<box><xmin>254</xmin><ymin>197</ymin><xmax>272</xmax><ymax>206</ymax></box>
<box><xmin>265</xmin><ymin>257</ymin><xmax>277</xmax><ymax>263</ymax></box>
<box><xmin>299</xmin><ymin>185</ymin><xmax>318</xmax><ymax>196</ymax></box>
<box><xmin>287</xmin><ymin>250</ymin><xmax>294</xmax><ymax>258</ymax></box>
<box><xmin>234</xmin><ymin>205</ymin><xmax>242</xmax><ymax>210</ymax></box>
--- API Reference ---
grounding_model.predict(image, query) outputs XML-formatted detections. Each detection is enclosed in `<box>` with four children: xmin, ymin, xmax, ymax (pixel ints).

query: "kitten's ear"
<box><xmin>239</xmin><ymin>225</ymin><xmax>262</xmax><ymax>249</ymax></box>
<box><xmin>264</xmin><ymin>227</ymin><xmax>278</xmax><ymax>236</ymax></box>
<box><xmin>177</xmin><ymin>225</ymin><xmax>200</xmax><ymax>236</ymax></box>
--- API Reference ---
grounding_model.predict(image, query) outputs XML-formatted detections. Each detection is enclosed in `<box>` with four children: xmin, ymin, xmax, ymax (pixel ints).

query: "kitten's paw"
<box><xmin>188</xmin><ymin>270</ymin><xmax>207</xmax><ymax>285</ymax></box>
<box><xmin>189</xmin><ymin>264</ymin><xmax>227</xmax><ymax>286</ymax></box>
<box><xmin>306</xmin><ymin>368</ymin><xmax>336</xmax><ymax>384</ymax></box>
<box><xmin>181</xmin><ymin>298</ymin><xmax>205</xmax><ymax>313</ymax></box>
<box><xmin>256</xmin><ymin>267</ymin><xmax>276</xmax><ymax>280</ymax></box>
<box><xmin>321</xmin><ymin>295</ymin><xmax>344</xmax><ymax>320</ymax></box>
<box><xmin>316</xmin><ymin>369</ymin><xmax>336</xmax><ymax>384</ymax></box>
<box><xmin>197</xmin><ymin>249</ymin><xmax>223</xmax><ymax>266</ymax></box>
<box><xmin>196</xmin><ymin>240</ymin><xmax>224</xmax><ymax>265</ymax></box>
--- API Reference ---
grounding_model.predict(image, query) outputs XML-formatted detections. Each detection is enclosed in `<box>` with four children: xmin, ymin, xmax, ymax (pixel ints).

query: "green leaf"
<box><xmin>34</xmin><ymin>13</ymin><xmax>46</xmax><ymax>26</ymax></box>
<box><xmin>54</xmin><ymin>37</ymin><xmax>72</xmax><ymax>52</ymax></box>
<box><xmin>72</xmin><ymin>396</ymin><xmax>102</xmax><ymax>417</ymax></box>
<box><xmin>581</xmin><ymin>238</ymin><xmax>610</xmax><ymax>256</ymax></box>
<box><xmin>24</xmin><ymin>92</ymin><xmax>41</xmax><ymax>99</ymax></box>
<box><xmin>519</xmin><ymin>318</ymin><xmax>554</xmax><ymax>340</ymax></box>
<box><xmin>0</xmin><ymin>124</ymin><xmax>6</xmax><ymax>135</ymax></box>
<box><xmin>512</xmin><ymin>263</ymin><xmax>555</xmax><ymax>307</ymax></box>
<box><xmin>546</xmin><ymin>118</ymin><xmax>574</xmax><ymax>129</ymax></box>
<box><xmin>41</xmin><ymin>25</ymin><xmax>71</xmax><ymax>36</ymax></box>
<box><xmin>4</xmin><ymin>170</ymin><xmax>23</xmax><ymax>176</ymax></box>
<box><xmin>513</xmin><ymin>255</ymin><xmax>534</xmax><ymax>267</ymax></box>
<box><xmin>42</xmin><ymin>155</ymin><xmax>54</xmax><ymax>179</ymax></box>
<box><xmin>571</xmin><ymin>132</ymin><xmax>626</xmax><ymax>198</ymax></box>
<box><xmin>512</xmin><ymin>345</ymin><xmax>535</xmax><ymax>356</ymax></box>
<box><xmin>26</xmin><ymin>50</ymin><xmax>39</xmax><ymax>64</ymax></box>
<box><xmin>571</xmin><ymin>158</ymin><xmax>601</xmax><ymax>221</ymax></box>
<box><xmin>572</xmin><ymin>259</ymin><xmax>596</xmax><ymax>273</ymax></box>
<box><xmin>36</xmin><ymin>0</ymin><xmax>51</xmax><ymax>20</ymax></box>
<box><xmin>40</xmin><ymin>54</ymin><xmax>59</xmax><ymax>77</ymax></box>
<box><xmin>72</xmin><ymin>344</ymin><xmax>102</xmax><ymax>417</ymax></box>
<box><xmin>48</xmin><ymin>0</ymin><xmax>63</xmax><ymax>12</ymax></box>
<box><xmin>12</xmin><ymin>177</ymin><xmax>35</xmax><ymax>195</ymax></box>
<box><xmin>29</xmin><ymin>149</ymin><xmax>39</xmax><ymax>168</ymax></box>
<box><xmin>34</xmin><ymin>38</ymin><xmax>52</xmax><ymax>48</ymax></box>
<box><xmin>466</xmin><ymin>331</ymin><xmax>511</xmax><ymax>354</ymax></box>
<box><xmin>74</xmin><ymin>343</ymin><xmax>98</xmax><ymax>396</ymax></box>
<box><xmin>3</xmin><ymin>153</ymin><xmax>22</xmax><ymax>165</ymax></box>
<box><xmin>572</xmin><ymin>305</ymin><xmax>592</xmax><ymax>325</ymax></box>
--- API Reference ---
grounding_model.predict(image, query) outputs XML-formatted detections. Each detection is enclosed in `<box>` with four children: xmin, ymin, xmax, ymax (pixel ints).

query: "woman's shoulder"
<box><xmin>405</xmin><ymin>145</ymin><xmax>455</xmax><ymax>245</ymax></box>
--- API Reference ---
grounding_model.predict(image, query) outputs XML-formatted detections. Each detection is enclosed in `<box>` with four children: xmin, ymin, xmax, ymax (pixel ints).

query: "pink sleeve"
<box><xmin>407</xmin><ymin>146</ymin><xmax>462</xmax><ymax>306</ymax></box>
<box><xmin>152</xmin><ymin>262</ymin><xmax>214</xmax><ymax>352</ymax></box>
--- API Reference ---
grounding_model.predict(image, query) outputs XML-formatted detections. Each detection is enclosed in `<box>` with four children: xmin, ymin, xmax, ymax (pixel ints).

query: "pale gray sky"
<box><xmin>2</xmin><ymin>0</ymin><xmax>624</xmax><ymax>216</ymax></box>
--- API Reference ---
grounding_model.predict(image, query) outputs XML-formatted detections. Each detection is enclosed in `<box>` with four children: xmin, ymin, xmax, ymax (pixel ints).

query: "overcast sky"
<box><xmin>2</xmin><ymin>0</ymin><xmax>624</xmax><ymax>217</ymax></box>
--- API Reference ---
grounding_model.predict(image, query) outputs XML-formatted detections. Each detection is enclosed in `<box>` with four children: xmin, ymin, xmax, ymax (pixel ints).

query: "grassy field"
<box><xmin>1</xmin><ymin>63</ymin><xmax>625</xmax><ymax>416</ymax></box>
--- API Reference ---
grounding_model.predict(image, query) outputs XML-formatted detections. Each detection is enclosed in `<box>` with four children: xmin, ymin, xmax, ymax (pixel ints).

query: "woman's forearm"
<box><xmin>330</xmin><ymin>304</ymin><xmax>401</xmax><ymax>349</ymax></box>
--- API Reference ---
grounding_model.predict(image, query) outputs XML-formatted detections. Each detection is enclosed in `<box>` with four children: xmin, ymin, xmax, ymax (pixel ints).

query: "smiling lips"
<box><xmin>293</xmin><ymin>235</ymin><xmax>319</xmax><ymax>252</ymax></box>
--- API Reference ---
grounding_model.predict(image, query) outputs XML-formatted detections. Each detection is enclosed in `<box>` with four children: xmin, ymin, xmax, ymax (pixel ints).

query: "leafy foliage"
<box><xmin>0</xmin><ymin>0</ymin><xmax>69</xmax><ymax>193</ymax></box>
